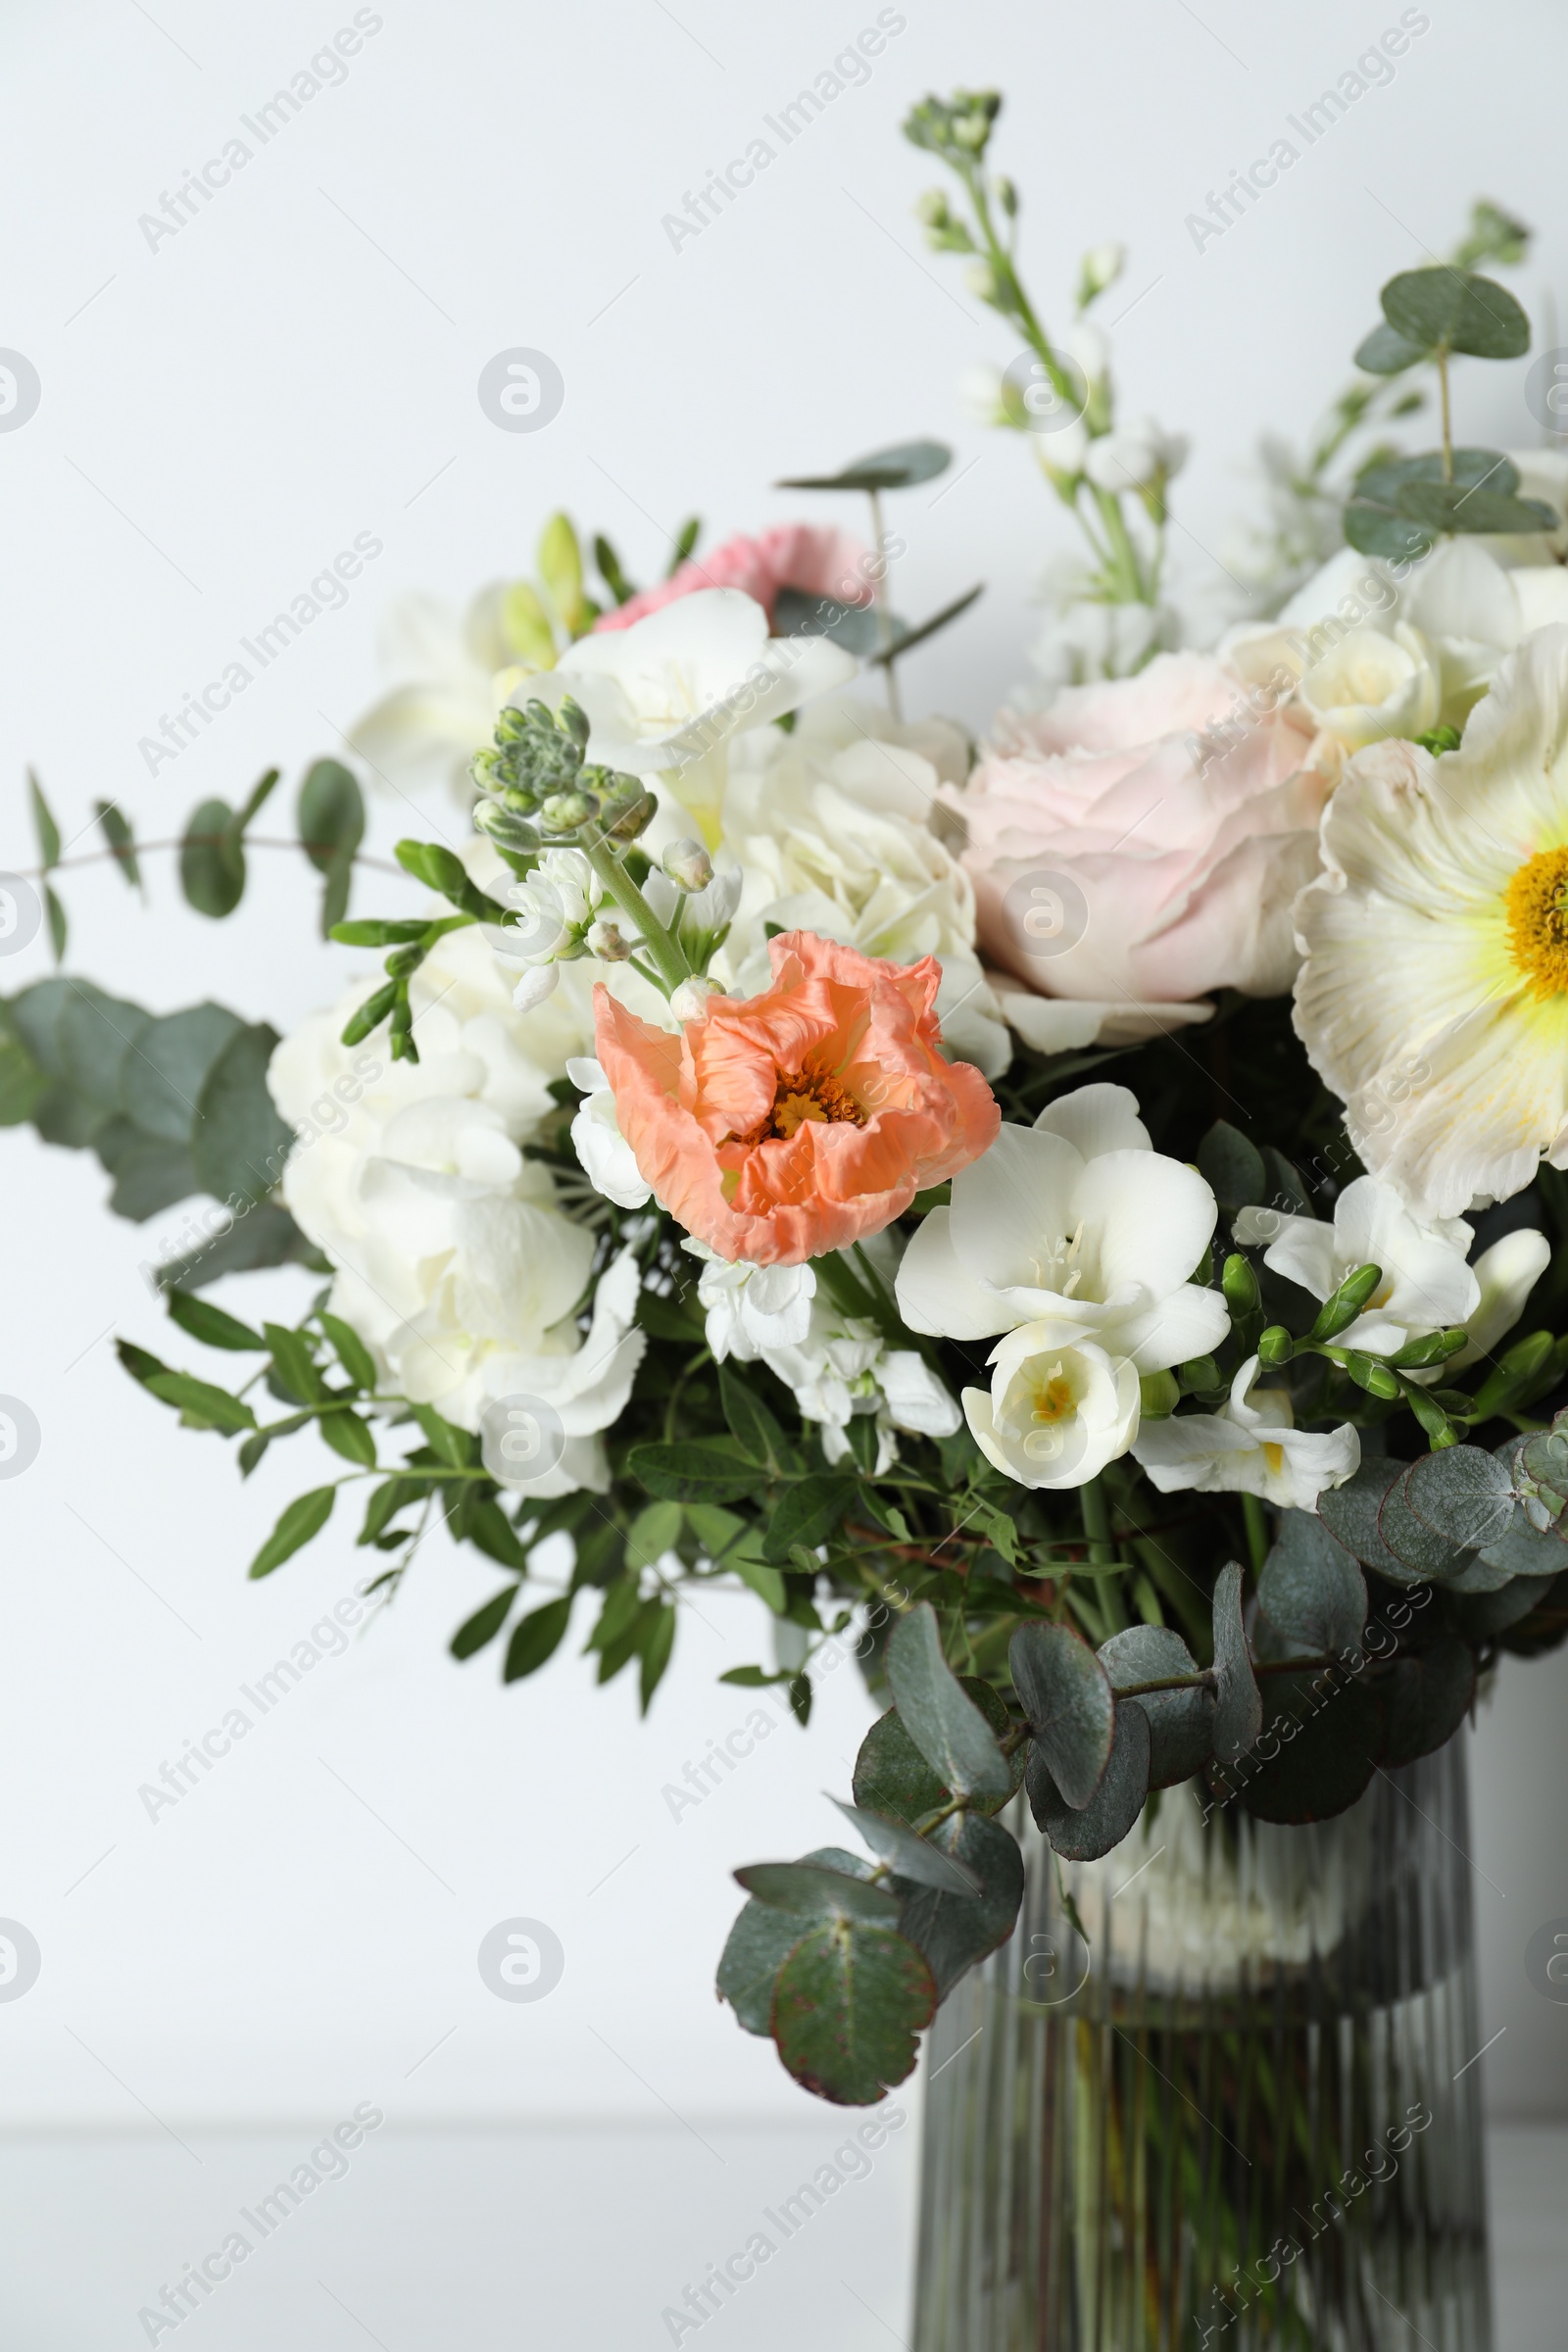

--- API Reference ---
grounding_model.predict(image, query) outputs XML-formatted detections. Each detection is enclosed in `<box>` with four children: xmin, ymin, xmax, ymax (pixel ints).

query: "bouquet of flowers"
<box><xmin>9</xmin><ymin>89</ymin><xmax>1568</xmax><ymax>2115</ymax></box>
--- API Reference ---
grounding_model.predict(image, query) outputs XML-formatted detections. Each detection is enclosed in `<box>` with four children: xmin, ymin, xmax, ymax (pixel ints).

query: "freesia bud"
<box><xmin>662</xmin><ymin>839</ymin><xmax>714</xmax><ymax>893</ymax></box>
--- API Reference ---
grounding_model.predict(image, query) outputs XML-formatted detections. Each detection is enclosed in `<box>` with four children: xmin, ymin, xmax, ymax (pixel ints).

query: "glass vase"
<box><xmin>912</xmin><ymin>1739</ymin><xmax>1491</xmax><ymax>2350</ymax></box>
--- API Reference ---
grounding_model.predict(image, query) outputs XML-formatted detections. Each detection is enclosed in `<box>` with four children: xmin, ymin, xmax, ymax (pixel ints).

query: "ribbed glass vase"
<box><xmin>913</xmin><ymin>1740</ymin><xmax>1491</xmax><ymax>2350</ymax></box>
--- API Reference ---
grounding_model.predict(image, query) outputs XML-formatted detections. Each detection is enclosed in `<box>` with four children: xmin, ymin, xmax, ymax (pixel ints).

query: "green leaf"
<box><xmin>1098</xmin><ymin>1625</ymin><xmax>1213</xmax><ymax>1788</ymax></box>
<box><xmin>359</xmin><ymin>1476</ymin><xmax>422</xmax><ymax>1546</ymax></box>
<box><xmin>28</xmin><ymin>771</ymin><xmax>61</xmax><ymax>868</ymax></box>
<box><xmin>1197</xmin><ymin>1120</ymin><xmax>1266</xmax><ymax>1211</ymax></box>
<box><xmin>318</xmin><ymin>1409</ymin><xmax>377</xmax><ymax>1468</ymax></box>
<box><xmin>319</xmin><ymin>1311</ymin><xmax>377</xmax><ymax>1393</ymax></box>
<box><xmin>97</xmin><ymin>1130</ymin><xmax>198</xmax><ymax>1219</ymax></box>
<box><xmin>1316</xmin><ymin>1456</ymin><xmax>1416</xmax><ymax>1581</ymax></box>
<box><xmin>191</xmin><ymin>1023</ymin><xmax>293</xmax><ymax>1208</ymax></box>
<box><xmin>1354</xmin><ymin>320</ymin><xmax>1429</xmax><ymax>374</ymax></box>
<box><xmin>1344</xmin><ymin>496</ymin><xmax>1432</xmax><ymax>564</ymax></box>
<box><xmin>94</xmin><ymin>801</ymin><xmax>141</xmax><ymax>887</ymax></box>
<box><xmin>626</xmin><ymin>1439</ymin><xmax>759</xmax><ymax>1504</ymax></box>
<box><xmin>1008</xmin><ymin>1621</ymin><xmax>1114</xmax><ymax>1808</ymax></box>
<box><xmin>1403</xmin><ymin>1444</ymin><xmax>1515</xmax><ymax>1551</ymax></box>
<box><xmin>777</xmin><ymin>438</ymin><xmax>951</xmax><ymax>492</ymax></box>
<box><xmin>117</xmin><ymin>1338</ymin><xmax>169</xmax><ymax>1388</ymax></box>
<box><xmin>451</xmin><ymin>1586</ymin><xmax>515</xmax><ymax>1660</ymax></box>
<box><xmin>771</xmin><ymin>1919</ymin><xmax>936</xmax><ymax>2105</ymax></box>
<box><xmin>151</xmin><ymin>1200</ymin><xmax>322</xmax><ymax>1293</ymax></box>
<box><xmin>639</xmin><ymin>1599</ymin><xmax>677</xmax><ymax>1712</ymax></box>
<box><xmin>1257</xmin><ymin>1512</ymin><xmax>1367</xmax><ymax>1657</ymax></box>
<box><xmin>1396</xmin><ymin>480</ymin><xmax>1556</xmax><ymax>536</ymax></box>
<box><xmin>717</xmin><ymin>1899</ymin><xmax>811</xmax><ymax>2035</ymax></box>
<box><xmin>736</xmin><ymin>1862</ymin><xmax>900</xmax><ymax>1924</ymax></box>
<box><xmin>1231</xmin><ymin>1670</ymin><xmax>1383</xmax><ymax>1823</ymax></box>
<box><xmin>1029</xmin><ymin>1700</ymin><xmax>1151</xmax><ymax>1861</ymax></box>
<box><xmin>232</xmin><ymin>767</ymin><xmax>280</xmax><ymax>836</ymax></box>
<box><xmin>395</xmin><ymin>839</ymin><xmax>470</xmax><ymax>901</ymax></box>
<box><xmin>411</xmin><ymin>1401</ymin><xmax>470</xmax><ymax>1469</ymax></box>
<box><xmin>666</xmin><ymin>514</ymin><xmax>701</xmax><ymax>574</ymax></box>
<box><xmin>44</xmin><ymin>887</ymin><xmax>66</xmax><ymax>963</ymax></box>
<box><xmin>624</xmin><ymin>1499</ymin><xmax>682</xmax><ymax>1567</ymax></box>
<box><xmin>719</xmin><ymin>1364</ymin><xmax>796</xmax><ymax>1474</ymax></box>
<box><xmin>167</xmin><ymin>1291</ymin><xmax>265</xmax><ymax>1351</ymax></box>
<box><xmin>144</xmin><ymin>1369</ymin><xmax>257</xmax><ymax>1433</ymax></box>
<box><xmin>760</xmin><ymin>1472</ymin><xmax>857</xmax><ymax>1564</ymax></box>
<box><xmin>180</xmin><ymin>798</ymin><xmax>246</xmax><ymax>918</ymax></box>
<box><xmin>1376</xmin><ymin>1465</ymin><xmax>1477</xmax><ymax>1585</ymax></box>
<box><xmin>893</xmin><ymin>1812</ymin><xmax>1024</xmax><ymax>1996</ymax></box>
<box><xmin>466</xmin><ymin>1496</ymin><xmax>527</xmax><ymax>1571</ymax></box>
<box><xmin>728</xmin><ymin>1541</ymin><xmax>788</xmax><ymax>1616</ymax></box>
<box><xmin>249</xmin><ymin>1485</ymin><xmax>335</xmax><ymax>1578</ymax></box>
<box><xmin>1380</xmin><ymin>1633</ymin><xmax>1476</xmax><ymax>1767</ymax></box>
<box><xmin>829</xmin><ymin>1798</ymin><xmax>983</xmax><ymax>1893</ymax></box>
<box><xmin>133</xmin><ymin>1004</ymin><xmax>246</xmax><ymax>1143</ymax></box>
<box><xmin>298</xmin><ymin>760</ymin><xmax>364</xmax><ymax>873</ymax></box>
<box><xmin>1210</xmin><ymin>1561</ymin><xmax>1261</xmax><ymax>1762</ymax></box>
<box><xmin>504</xmin><ymin>1596</ymin><xmax>573</xmax><ymax>1681</ymax></box>
<box><xmin>886</xmin><ymin>1604</ymin><xmax>1011</xmax><ymax>1801</ymax></box>
<box><xmin>263</xmin><ymin>1322</ymin><xmax>325</xmax><ymax>1407</ymax></box>
<box><xmin>1380</xmin><ymin>267</ymin><xmax>1529</xmax><ymax>360</ymax></box>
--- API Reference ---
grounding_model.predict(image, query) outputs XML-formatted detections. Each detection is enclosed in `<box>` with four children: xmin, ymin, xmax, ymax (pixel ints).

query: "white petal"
<box><xmin>1032</xmin><ymin>1081</ymin><xmax>1152</xmax><ymax>1158</ymax></box>
<box><xmin>895</xmin><ymin>1206</ymin><xmax>1020</xmax><ymax>1340</ymax></box>
<box><xmin>1451</xmin><ymin>1226</ymin><xmax>1551</xmax><ymax>1367</ymax></box>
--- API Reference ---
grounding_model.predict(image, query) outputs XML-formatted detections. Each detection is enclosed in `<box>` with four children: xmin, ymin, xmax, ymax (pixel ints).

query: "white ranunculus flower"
<box><xmin>1133</xmin><ymin>1356</ymin><xmax>1359</xmax><ymax>1509</ymax></box>
<box><xmin>349</xmin><ymin>588</ymin><xmax>539</xmax><ymax>801</ymax></box>
<box><xmin>965</xmin><ymin>1323</ymin><xmax>1141</xmax><ymax>1490</ymax></box>
<box><xmin>1294</xmin><ymin>626</ymin><xmax>1568</xmax><ymax>1217</ymax></box>
<box><xmin>897</xmin><ymin>1083</ymin><xmax>1229</xmax><ymax>1369</ymax></box>
<box><xmin>1298</xmin><ymin>622</ymin><xmax>1440</xmax><ymax>752</ymax></box>
<box><xmin>476</xmin><ymin>1247</ymin><xmax>647</xmax><ymax>1497</ymax></box>
<box><xmin>537</xmin><ymin>588</ymin><xmax>858</xmax><ymax>843</ymax></box>
<box><xmin>567</xmin><ymin>1055</ymin><xmax>652</xmax><ymax>1211</ymax></box>
<box><xmin>718</xmin><ymin>696</ymin><xmax>1010</xmax><ymax>1077</ymax></box>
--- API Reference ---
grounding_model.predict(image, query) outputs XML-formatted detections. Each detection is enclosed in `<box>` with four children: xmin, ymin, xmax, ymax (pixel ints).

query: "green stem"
<box><xmin>1080</xmin><ymin>1476</ymin><xmax>1114</xmax><ymax>1568</ymax></box>
<box><xmin>1241</xmin><ymin>1492</ymin><xmax>1270</xmax><ymax>1575</ymax></box>
<box><xmin>1437</xmin><ymin>344</ymin><xmax>1453</xmax><ymax>482</ymax></box>
<box><xmin>582</xmin><ymin>840</ymin><xmax>692</xmax><ymax>995</ymax></box>
<box><xmin>866</xmin><ymin>486</ymin><xmax>902</xmax><ymax>721</ymax></box>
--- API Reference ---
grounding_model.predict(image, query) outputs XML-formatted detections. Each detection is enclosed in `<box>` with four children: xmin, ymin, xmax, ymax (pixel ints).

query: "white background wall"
<box><xmin>2</xmin><ymin>0</ymin><xmax>1567</xmax><ymax>2246</ymax></box>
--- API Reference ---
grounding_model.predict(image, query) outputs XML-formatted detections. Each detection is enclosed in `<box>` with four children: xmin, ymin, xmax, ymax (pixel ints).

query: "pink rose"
<box><xmin>593</xmin><ymin>524</ymin><xmax>872</xmax><ymax>633</ymax></box>
<box><xmin>951</xmin><ymin>652</ymin><xmax>1337</xmax><ymax>1005</ymax></box>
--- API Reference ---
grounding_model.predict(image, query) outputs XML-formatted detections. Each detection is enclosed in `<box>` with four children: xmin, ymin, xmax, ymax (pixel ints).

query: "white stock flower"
<box><xmin>694</xmin><ymin>1236</ymin><xmax>958</xmax><ymax>1470</ymax></box>
<box><xmin>1234</xmin><ymin>1175</ymin><xmax>1547</xmax><ymax>1367</ymax></box>
<box><xmin>1294</xmin><ymin>627</ymin><xmax>1568</xmax><ymax>1216</ymax></box>
<box><xmin>567</xmin><ymin>1055</ymin><xmax>653</xmax><ymax>1210</ymax></box>
<box><xmin>1133</xmin><ymin>1356</ymin><xmax>1359</xmax><ymax>1509</ymax></box>
<box><xmin>538</xmin><ymin>587</ymin><xmax>858</xmax><ymax>843</ymax></box>
<box><xmin>1083</xmin><ymin>417</ymin><xmax>1189</xmax><ymax>496</ymax></box>
<box><xmin>897</xmin><ymin>1083</ymin><xmax>1228</xmax><ymax>1489</ymax></box>
<box><xmin>1298</xmin><ymin>622</ymin><xmax>1440</xmax><ymax>752</ymax></box>
<box><xmin>484</xmin><ymin>849</ymin><xmax>599</xmax><ymax>975</ymax></box>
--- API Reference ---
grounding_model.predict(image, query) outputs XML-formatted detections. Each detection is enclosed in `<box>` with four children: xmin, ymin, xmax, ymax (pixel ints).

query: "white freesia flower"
<box><xmin>1133</xmin><ymin>1356</ymin><xmax>1359</xmax><ymax>1509</ymax></box>
<box><xmin>1298</xmin><ymin>622</ymin><xmax>1440</xmax><ymax>752</ymax></box>
<box><xmin>897</xmin><ymin>1083</ymin><xmax>1228</xmax><ymax>1488</ymax></box>
<box><xmin>349</xmin><ymin>588</ymin><xmax>538</xmax><ymax>801</ymax></box>
<box><xmin>537</xmin><ymin>587</ymin><xmax>858</xmax><ymax>843</ymax></box>
<box><xmin>1295</xmin><ymin>626</ymin><xmax>1568</xmax><ymax>1216</ymax></box>
<box><xmin>567</xmin><ymin>1055</ymin><xmax>652</xmax><ymax>1210</ymax></box>
<box><xmin>1235</xmin><ymin>1175</ymin><xmax>1547</xmax><ymax>1367</ymax></box>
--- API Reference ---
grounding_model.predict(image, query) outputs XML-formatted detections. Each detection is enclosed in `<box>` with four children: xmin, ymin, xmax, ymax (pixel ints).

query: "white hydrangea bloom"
<box><xmin>267</xmin><ymin>921</ymin><xmax>643</xmax><ymax>1488</ymax></box>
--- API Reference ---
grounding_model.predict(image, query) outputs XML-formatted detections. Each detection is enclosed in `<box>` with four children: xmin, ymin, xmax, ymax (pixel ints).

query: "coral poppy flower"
<box><xmin>593</xmin><ymin>933</ymin><xmax>1001</xmax><ymax>1265</ymax></box>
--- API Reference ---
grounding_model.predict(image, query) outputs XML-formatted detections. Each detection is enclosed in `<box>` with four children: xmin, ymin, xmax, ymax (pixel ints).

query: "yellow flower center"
<box><xmin>1504</xmin><ymin>847</ymin><xmax>1568</xmax><ymax>1000</ymax></box>
<box><xmin>760</xmin><ymin>1068</ymin><xmax>867</xmax><ymax>1142</ymax></box>
<box><xmin>1262</xmin><ymin>1441</ymin><xmax>1286</xmax><ymax>1476</ymax></box>
<box><xmin>1030</xmin><ymin>1370</ymin><xmax>1075</xmax><ymax>1426</ymax></box>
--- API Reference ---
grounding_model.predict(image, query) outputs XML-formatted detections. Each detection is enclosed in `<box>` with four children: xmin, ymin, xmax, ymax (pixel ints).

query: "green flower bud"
<box><xmin>915</xmin><ymin>189</ymin><xmax>950</xmax><ymax>227</ymax></box>
<box><xmin>1221</xmin><ymin>1252</ymin><xmax>1260</xmax><ymax>1318</ymax></box>
<box><xmin>472</xmin><ymin>800</ymin><xmax>540</xmax><ymax>851</ymax></box>
<box><xmin>540</xmin><ymin>789</ymin><xmax>600</xmax><ymax>833</ymax></box>
<box><xmin>1138</xmin><ymin>1369</ymin><xmax>1180</xmax><ymax>1420</ymax></box>
<box><xmin>1257</xmin><ymin>1325</ymin><xmax>1294</xmax><ymax>1367</ymax></box>
<box><xmin>1179</xmin><ymin>1354</ymin><xmax>1222</xmax><ymax>1394</ymax></box>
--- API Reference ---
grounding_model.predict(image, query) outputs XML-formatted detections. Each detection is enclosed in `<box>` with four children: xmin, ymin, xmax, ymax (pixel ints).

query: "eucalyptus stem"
<box><xmin>1241</xmin><ymin>1492</ymin><xmax>1270</xmax><ymax>1575</ymax></box>
<box><xmin>1436</xmin><ymin>345</ymin><xmax>1453</xmax><ymax>480</ymax></box>
<box><xmin>1080</xmin><ymin>1476</ymin><xmax>1114</xmax><ymax>1568</ymax></box>
<box><xmin>866</xmin><ymin>486</ymin><xmax>902</xmax><ymax>720</ymax></box>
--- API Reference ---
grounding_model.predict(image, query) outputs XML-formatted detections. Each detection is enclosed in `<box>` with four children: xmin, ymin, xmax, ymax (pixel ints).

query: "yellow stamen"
<box><xmin>1262</xmin><ymin>1441</ymin><xmax>1285</xmax><ymax>1476</ymax></box>
<box><xmin>1503</xmin><ymin>847</ymin><xmax>1568</xmax><ymax>1000</ymax></box>
<box><xmin>754</xmin><ymin>1068</ymin><xmax>867</xmax><ymax>1143</ymax></box>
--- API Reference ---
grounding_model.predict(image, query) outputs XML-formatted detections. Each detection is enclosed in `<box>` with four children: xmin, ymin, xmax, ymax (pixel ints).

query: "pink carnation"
<box><xmin>593</xmin><ymin>525</ymin><xmax>872</xmax><ymax>633</ymax></box>
<box><xmin>952</xmin><ymin>652</ymin><xmax>1338</xmax><ymax>1006</ymax></box>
